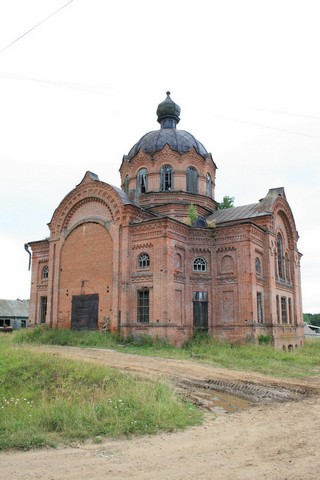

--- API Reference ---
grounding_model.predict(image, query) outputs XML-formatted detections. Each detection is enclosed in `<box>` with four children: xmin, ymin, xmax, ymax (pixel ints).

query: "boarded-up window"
<box><xmin>186</xmin><ymin>167</ymin><xmax>198</xmax><ymax>193</ymax></box>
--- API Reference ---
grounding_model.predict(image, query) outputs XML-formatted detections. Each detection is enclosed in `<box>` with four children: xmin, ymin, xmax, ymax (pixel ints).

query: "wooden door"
<box><xmin>71</xmin><ymin>294</ymin><xmax>99</xmax><ymax>330</ymax></box>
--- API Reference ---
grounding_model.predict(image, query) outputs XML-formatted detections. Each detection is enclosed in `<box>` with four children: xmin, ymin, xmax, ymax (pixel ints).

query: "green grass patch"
<box><xmin>183</xmin><ymin>333</ymin><xmax>320</xmax><ymax>377</ymax></box>
<box><xmin>12</xmin><ymin>327</ymin><xmax>320</xmax><ymax>378</ymax></box>
<box><xmin>0</xmin><ymin>340</ymin><xmax>202</xmax><ymax>451</ymax></box>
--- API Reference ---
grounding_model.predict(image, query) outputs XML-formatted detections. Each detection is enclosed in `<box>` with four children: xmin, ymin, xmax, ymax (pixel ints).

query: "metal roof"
<box><xmin>207</xmin><ymin>203</ymin><xmax>270</xmax><ymax>224</ymax></box>
<box><xmin>0</xmin><ymin>299</ymin><xmax>29</xmax><ymax>318</ymax></box>
<box><xmin>125</xmin><ymin>128</ymin><xmax>208</xmax><ymax>161</ymax></box>
<box><xmin>109</xmin><ymin>184</ymin><xmax>133</xmax><ymax>205</ymax></box>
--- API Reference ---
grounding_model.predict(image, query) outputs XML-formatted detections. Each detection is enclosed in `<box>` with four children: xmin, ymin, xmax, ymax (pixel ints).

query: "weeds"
<box><xmin>12</xmin><ymin>327</ymin><xmax>320</xmax><ymax>377</ymax></box>
<box><xmin>0</xmin><ymin>340</ymin><xmax>201</xmax><ymax>450</ymax></box>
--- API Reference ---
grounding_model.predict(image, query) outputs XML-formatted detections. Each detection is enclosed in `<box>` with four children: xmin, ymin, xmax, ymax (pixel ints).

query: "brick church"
<box><xmin>27</xmin><ymin>92</ymin><xmax>304</xmax><ymax>349</ymax></box>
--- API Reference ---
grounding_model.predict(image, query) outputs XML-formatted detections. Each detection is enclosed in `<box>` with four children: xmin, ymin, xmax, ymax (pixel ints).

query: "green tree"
<box><xmin>303</xmin><ymin>313</ymin><xmax>311</xmax><ymax>324</ymax></box>
<box><xmin>218</xmin><ymin>195</ymin><xmax>235</xmax><ymax>209</ymax></box>
<box><xmin>304</xmin><ymin>313</ymin><xmax>320</xmax><ymax>326</ymax></box>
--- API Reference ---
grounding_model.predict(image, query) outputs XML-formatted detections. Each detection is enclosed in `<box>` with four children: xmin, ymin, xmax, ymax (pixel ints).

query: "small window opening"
<box><xmin>193</xmin><ymin>257</ymin><xmax>207</xmax><ymax>272</ymax></box>
<box><xmin>138</xmin><ymin>253</ymin><xmax>150</xmax><ymax>268</ymax></box>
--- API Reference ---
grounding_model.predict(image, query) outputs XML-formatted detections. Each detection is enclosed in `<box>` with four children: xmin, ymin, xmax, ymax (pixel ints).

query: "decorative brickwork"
<box><xmin>27</xmin><ymin>95</ymin><xmax>304</xmax><ymax>349</ymax></box>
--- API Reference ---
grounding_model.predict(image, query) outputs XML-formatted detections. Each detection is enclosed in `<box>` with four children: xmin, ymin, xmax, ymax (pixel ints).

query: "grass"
<box><xmin>12</xmin><ymin>327</ymin><xmax>320</xmax><ymax>378</ymax></box>
<box><xmin>183</xmin><ymin>333</ymin><xmax>320</xmax><ymax>377</ymax></box>
<box><xmin>0</xmin><ymin>337</ymin><xmax>202</xmax><ymax>451</ymax></box>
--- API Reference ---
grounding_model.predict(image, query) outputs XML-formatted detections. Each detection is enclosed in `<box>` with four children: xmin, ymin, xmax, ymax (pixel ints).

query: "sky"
<box><xmin>0</xmin><ymin>0</ymin><xmax>319</xmax><ymax>313</ymax></box>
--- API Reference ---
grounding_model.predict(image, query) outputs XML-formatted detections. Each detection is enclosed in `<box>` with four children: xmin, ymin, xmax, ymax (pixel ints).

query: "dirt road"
<box><xmin>1</xmin><ymin>345</ymin><xmax>320</xmax><ymax>480</ymax></box>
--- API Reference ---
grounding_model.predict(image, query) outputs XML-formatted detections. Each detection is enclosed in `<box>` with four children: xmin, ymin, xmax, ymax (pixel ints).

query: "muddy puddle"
<box><xmin>178</xmin><ymin>378</ymin><xmax>310</xmax><ymax>414</ymax></box>
<box><xmin>184</xmin><ymin>386</ymin><xmax>251</xmax><ymax>414</ymax></box>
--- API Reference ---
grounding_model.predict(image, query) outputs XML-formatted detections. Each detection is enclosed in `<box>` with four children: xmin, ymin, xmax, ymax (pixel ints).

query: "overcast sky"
<box><xmin>0</xmin><ymin>0</ymin><xmax>319</xmax><ymax>313</ymax></box>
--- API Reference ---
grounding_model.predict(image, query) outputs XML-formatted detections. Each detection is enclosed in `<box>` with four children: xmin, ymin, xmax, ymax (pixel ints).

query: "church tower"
<box><xmin>120</xmin><ymin>92</ymin><xmax>218</xmax><ymax>219</ymax></box>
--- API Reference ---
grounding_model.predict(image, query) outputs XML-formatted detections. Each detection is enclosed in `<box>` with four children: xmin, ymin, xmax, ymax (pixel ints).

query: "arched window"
<box><xmin>285</xmin><ymin>253</ymin><xmax>290</xmax><ymax>281</ymax></box>
<box><xmin>137</xmin><ymin>168</ymin><xmax>147</xmax><ymax>194</ymax></box>
<box><xmin>277</xmin><ymin>233</ymin><xmax>284</xmax><ymax>279</ymax></box>
<box><xmin>193</xmin><ymin>257</ymin><xmax>207</xmax><ymax>272</ymax></box>
<box><xmin>206</xmin><ymin>173</ymin><xmax>212</xmax><ymax>197</ymax></box>
<box><xmin>138</xmin><ymin>252</ymin><xmax>150</xmax><ymax>268</ymax></box>
<box><xmin>174</xmin><ymin>252</ymin><xmax>182</xmax><ymax>270</ymax></box>
<box><xmin>186</xmin><ymin>166</ymin><xmax>198</xmax><ymax>193</ymax></box>
<box><xmin>42</xmin><ymin>265</ymin><xmax>49</xmax><ymax>279</ymax></box>
<box><xmin>255</xmin><ymin>257</ymin><xmax>261</xmax><ymax>274</ymax></box>
<box><xmin>160</xmin><ymin>165</ymin><xmax>173</xmax><ymax>191</ymax></box>
<box><xmin>124</xmin><ymin>175</ymin><xmax>129</xmax><ymax>195</ymax></box>
<box><xmin>257</xmin><ymin>292</ymin><xmax>263</xmax><ymax>323</ymax></box>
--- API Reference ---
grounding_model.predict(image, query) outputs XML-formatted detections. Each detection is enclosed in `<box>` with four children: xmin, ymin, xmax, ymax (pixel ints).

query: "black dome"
<box><xmin>126</xmin><ymin>128</ymin><xmax>208</xmax><ymax>160</ymax></box>
<box><xmin>125</xmin><ymin>92</ymin><xmax>208</xmax><ymax>161</ymax></box>
<box><xmin>156</xmin><ymin>91</ymin><xmax>181</xmax><ymax>125</ymax></box>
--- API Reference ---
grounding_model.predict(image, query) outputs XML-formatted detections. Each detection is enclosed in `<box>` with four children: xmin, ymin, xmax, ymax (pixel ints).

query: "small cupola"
<box><xmin>156</xmin><ymin>91</ymin><xmax>181</xmax><ymax>129</ymax></box>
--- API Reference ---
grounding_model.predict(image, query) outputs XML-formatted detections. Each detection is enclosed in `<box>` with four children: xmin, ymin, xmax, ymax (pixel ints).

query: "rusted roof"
<box><xmin>207</xmin><ymin>188</ymin><xmax>287</xmax><ymax>225</ymax></box>
<box><xmin>207</xmin><ymin>203</ymin><xmax>269</xmax><ymax>224</ymax></box>
<box><xmin>0</xmin><ymin>299</ymin><xmax>29</xmax><ymax>318</ymax></box>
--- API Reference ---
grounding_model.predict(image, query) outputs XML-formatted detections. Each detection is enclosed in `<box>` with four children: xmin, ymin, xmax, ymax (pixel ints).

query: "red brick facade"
<box><xmin>27</xmin><ymin>94</ymin><xmax>304</xmax><ymax>349</ymax></box>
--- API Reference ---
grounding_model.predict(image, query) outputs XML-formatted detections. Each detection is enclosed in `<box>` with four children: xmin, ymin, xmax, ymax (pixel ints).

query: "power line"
<box><xmin>0</xmin><ymin>0</ymin><xmax>74</xmax><ymax>55</ymax></box>
<box><xmin>244</xmin><ymin>105</ymin><xmax>320</xmax><ymax>122</ymax></box>
<box><xmin>212</xmin><ymin>114</ymin><xmax>320</xmax><ymax>140</ymax></box>
<box><xmin>0</xmin><ymin>71</ymin><xmax>113</xmax><ymax>95</ymax></box>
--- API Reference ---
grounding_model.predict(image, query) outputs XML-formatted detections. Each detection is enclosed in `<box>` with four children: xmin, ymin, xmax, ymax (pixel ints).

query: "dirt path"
<box><xmin>2</xmin><ymin>345</ymin><xmax>320</xmax><ymax>480</ymax></box>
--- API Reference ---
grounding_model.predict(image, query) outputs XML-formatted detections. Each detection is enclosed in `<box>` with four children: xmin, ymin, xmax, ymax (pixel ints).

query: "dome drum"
<box><xmin>120</xmin><ymin>93</ymin><xmax>216</xmax><ymax>210</ymax></box>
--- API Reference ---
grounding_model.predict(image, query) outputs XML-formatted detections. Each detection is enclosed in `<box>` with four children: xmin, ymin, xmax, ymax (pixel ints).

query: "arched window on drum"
<box><xmin>160</xmin><ymin>165</ymin><xmax>173</xmax><ymax>191</ymax></box>
<box><xmin>186</xmin><ymin>166</ymin><xmax>198</xmax><ymax>194</ymax></box>
<box><xmin>137</xmin><ymin>168</ymin><xmax>148</xmax><ymax>194</ymax></box>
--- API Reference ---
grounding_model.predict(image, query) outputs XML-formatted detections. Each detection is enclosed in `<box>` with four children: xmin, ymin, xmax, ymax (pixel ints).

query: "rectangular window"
<box><xmin>288</xmin><ymin>298</ymin><xmax>292</xmax><ymax>324</ymax></box>
<box><xmin>137</xmin><ymin>290</ymin><xmax>149</xmax><ymax>323</ymax></box>
<box><xmin>257</xmin><ymin>292</ymin><xmax>263</xmax><ymax>323</ymax></box>
<box><xmin>0</xmin><ymin>319</ymin><xmax>11</xmax><ymax>327</ymax></box>
<box><xmin>193</xmin><ymin>291</ymin><xmax>208</xmax><ymax>332</ymax></box>
<box><xmin>40</xmin><ymin>296</ymin><xmax>47</xmax><ymax>324</ymax></box>
<box><xmin>281</xmin><ymin>296</ymin><xmax>287</xmax><ymax>324</ymax></box>
<box><xmin>193</xmin><ymin>291</ymin><xmax>208</xmax><ymax>302</ymax></box>
<box><xmin>276</xmin><ymin>295</ymin><xmax>280</xmax><ymax>323</ymax></box>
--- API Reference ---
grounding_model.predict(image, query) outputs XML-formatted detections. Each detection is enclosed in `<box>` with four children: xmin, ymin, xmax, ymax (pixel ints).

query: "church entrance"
<box><xmin>71</xmin><ymin>294</ymin><xmax>99</xmax><ymax>330</ymax></box>
<box><xmin>193</xmin><ymin>291</ymin><xmax>208</xmax><ymax>333</ymax></box>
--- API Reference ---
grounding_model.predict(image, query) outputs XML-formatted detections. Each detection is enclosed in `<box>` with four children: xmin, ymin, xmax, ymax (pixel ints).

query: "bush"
<box><xmin>258</xmin><ymin>334</ymin><xmax>273</xmax><ymax>345</ymax></box>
